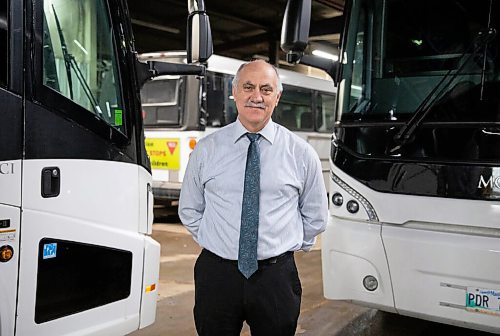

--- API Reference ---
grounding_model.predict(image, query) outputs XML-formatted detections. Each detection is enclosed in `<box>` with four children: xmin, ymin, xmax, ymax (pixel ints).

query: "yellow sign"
<box><xmin>145</xmin><ymin>138</ymin><xmax>180</xmax><ymax>170</ymax></box>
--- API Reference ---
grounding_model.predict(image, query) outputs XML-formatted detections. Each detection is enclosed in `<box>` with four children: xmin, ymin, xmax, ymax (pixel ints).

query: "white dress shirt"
<box><xmin>178</xmin><ymin>118</ymin><xmax>328</xmax><ymax>260</ymax></box>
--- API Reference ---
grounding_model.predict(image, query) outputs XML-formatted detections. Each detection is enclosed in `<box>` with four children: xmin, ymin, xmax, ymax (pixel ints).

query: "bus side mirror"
<box><xmin>187</xmin><ymin>0</ymin><xmax>213</xmax><ymax>64</ymax></box>
<box><xmin>280</xmin><ymin>0</ymin><xmax>338</xmax><ymax>82</ymax></box>
<box><xmin>280</xmin><ymin>0</ymin><xmax>311</xmax><ymax>54</ymax></box>
<box><xmin>135</xmin><ymin>0</ymin><xmax>213</xmax><ymax>86</ymax></box>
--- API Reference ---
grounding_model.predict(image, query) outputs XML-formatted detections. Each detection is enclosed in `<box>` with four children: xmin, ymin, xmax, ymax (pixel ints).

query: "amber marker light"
<box><xmin>0</xmin><ymin>245</ymin><xmax>14</xmax><ymax>262</ymax></box>
<box><xmin>189</xmin><ymin>138</ymin><xmax>197</xmax><ymax>150</ymax></box>
<box><xmin>145</xmin><ymin>284</ymin><xmax>156</xmax><ymax>292</ymax></box>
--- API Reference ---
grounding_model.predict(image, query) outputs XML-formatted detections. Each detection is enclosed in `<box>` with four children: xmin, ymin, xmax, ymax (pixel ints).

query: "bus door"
<box><xmin>15</xmin><ymin>1</ymin><xmax>154</xmax><ymax>335</ymax></box>
<box><xmin>0</xmin><ymin>2</ymin><xmax>23</xmax><ymax>335</ymax></box>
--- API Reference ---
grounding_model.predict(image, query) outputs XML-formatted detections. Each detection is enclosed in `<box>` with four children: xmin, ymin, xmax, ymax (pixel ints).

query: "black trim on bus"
<box><xmin>111</xmin><ymin>0</ymin><xmax>151</xmax><ymax>172</ymax></box>
<box><xmin>24</xmin><ymin>100</ymin><xmax>137</xmax><ymax>162</ymax></box>
<box><xmin>0</xmin><ymin>88</ymin><xmax>22</xmax><ymax>161</ymax></box>
<box><xmin>35</xmin><ymin>238</ymin><xmax>132</xmax><ymax>323</ymax></box>
<box><xmin>9</xmin><ymin>0</ymin><xmax>22</xmax><ymax>94</ymax></box>
<box><xmin>0</xmin><ymin>0</ymin><xmax>8</xmax><ymax>89</ymax></box>
<box><xmin>332</xmin><ymin>144</ymin><xmax>499</xmax><ymax>201</ymax></box>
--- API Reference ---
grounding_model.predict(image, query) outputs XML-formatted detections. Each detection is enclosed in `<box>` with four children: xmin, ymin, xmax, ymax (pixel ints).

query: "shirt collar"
<box><xmin>233</xmin><ymin>118</ymin><xmax>276</xmax><ymax>145</ymax></box>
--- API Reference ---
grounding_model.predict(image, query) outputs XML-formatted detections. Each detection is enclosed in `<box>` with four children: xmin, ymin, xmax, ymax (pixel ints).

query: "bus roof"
<box><xmin>139</xmin><ymin>52</ymin><xmax>336</xmax><ymax>94</ymax></box>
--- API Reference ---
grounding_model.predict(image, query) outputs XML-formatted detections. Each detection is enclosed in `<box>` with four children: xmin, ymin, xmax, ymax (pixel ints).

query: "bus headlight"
<box><xmin>332</xmin><ymin>193</ymin><xmax>344</xmax><ymax>206</ymax></box>
<box><xmin>363</xmin><ymin>275</ymin><xmax>378</xmax><ymax>291</ymax></box>
<box><xmin>346</xmin><ymin>200</ymin><xmax>359</xmax><ymax>213</ymax></box>
<box><xmin>331</xmin><ymin>173</ymin><xmax>379</xmax><ymax>221</ymax></box>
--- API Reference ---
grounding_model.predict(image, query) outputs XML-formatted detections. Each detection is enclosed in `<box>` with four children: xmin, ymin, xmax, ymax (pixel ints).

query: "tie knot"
<box><xmin>246</xmin><ymin>133</ymin><xmax>261</xmax><ymax>143</ymax></box>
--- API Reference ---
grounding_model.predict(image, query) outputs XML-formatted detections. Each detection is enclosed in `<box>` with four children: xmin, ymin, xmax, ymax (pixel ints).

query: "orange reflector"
<box><xmin>0</xmin><ymin>245</ymin><xmax>14</xmax><ymax>263</ymax></box>
<box><xmin>189</xmin><ymin>138</ymin><xmax>197</xmax><ymax>150</ymax></box>
<box><xmin>145</xmin><ymin>284</ymin><xmax>156</xmax><ymax>293</ymax></box>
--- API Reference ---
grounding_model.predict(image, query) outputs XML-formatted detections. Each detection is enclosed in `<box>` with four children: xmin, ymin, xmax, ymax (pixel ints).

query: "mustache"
<box><xmin>244</xmin><ymin>102</ymin><xmax>266</xmax><ymax>109</ymax></box>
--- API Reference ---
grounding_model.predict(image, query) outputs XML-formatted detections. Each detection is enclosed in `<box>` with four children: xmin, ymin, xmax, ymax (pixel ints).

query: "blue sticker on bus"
<box><xmin>43</xmin><ymin>243</ymin><xmax>57</xmax><ymax>259</ymax></box>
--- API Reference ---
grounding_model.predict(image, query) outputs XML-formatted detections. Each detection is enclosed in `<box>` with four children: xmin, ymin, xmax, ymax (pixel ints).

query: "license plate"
<box><xmin>466</xmin><ymin>287</ymin><xmax>500</xmax><ymax>315</ymax></box>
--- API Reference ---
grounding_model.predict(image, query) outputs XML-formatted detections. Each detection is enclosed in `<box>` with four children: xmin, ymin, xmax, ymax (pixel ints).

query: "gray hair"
<box><xmin>232</xmin><ymin>60</ymin><xmax>283</xmax><ymax>93</ymax></box>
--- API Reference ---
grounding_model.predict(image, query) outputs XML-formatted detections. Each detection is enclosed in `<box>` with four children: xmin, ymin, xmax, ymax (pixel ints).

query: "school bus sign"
<box><xmin>145</xmin><ymin>138</ymin><xmax>180</xmax><ymax>170</ymax></box>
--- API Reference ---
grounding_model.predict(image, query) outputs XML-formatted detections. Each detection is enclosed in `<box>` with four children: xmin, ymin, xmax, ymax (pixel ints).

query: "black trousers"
<box><xmin>194</xmin><ymin>248</ymin><xmax>302</xmax><ymax>336</ymax></box>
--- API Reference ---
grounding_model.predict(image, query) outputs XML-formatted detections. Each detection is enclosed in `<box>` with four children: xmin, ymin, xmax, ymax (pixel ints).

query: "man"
<box><xmin>179</xmin><ymin>59</ymin><xmax>328</xmax><ymax>336</ymax></box>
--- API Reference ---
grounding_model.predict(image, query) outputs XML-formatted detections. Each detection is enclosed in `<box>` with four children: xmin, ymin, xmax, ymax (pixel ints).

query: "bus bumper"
<box><xmin>382</xmin><ymin>224</ymin><xmax>500</xmax><ymax>334</ymax></box>
<box><xmin>321</xmin><ymin>216</ymin><xmax>396</xmax><ymax>312</ymax></box>
<box><xmin>322</xmin><ymin>215</ymin><xmax>500</xmax><ymax>334</ymax></box>
<box><xmin>139</xmin><ymin>236</ymin><xmax>161</xmax><ymax>329</ymax></box>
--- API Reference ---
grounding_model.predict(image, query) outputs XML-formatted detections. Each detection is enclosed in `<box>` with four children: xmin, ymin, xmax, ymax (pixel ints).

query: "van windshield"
<box><xmin>141</xmin><ymin>76</ymin><xmax>182</xmax><ymax>126</ymax></box>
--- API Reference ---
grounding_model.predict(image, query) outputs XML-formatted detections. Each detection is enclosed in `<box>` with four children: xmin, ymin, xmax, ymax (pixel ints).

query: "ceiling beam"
<box><xmin>207</xmin><ymin>9</ymin><xmax>272</xmax><ymax>30</ymax></box>
<box><xmin>131</xmin><ymin>18</ymin><xmax>181</xmax><ymax>34</ymax></box>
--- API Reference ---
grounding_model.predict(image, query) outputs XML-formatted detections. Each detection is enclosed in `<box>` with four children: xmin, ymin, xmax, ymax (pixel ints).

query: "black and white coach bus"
<box><xmin>282</xmin><ymin>0</ymin><xmax>500</xmax><ymax>333</ymax></box>
<box><xmin>0</xmin><ymin>0</ymin><xmax>211</xmax><ymax>335</ymax></box>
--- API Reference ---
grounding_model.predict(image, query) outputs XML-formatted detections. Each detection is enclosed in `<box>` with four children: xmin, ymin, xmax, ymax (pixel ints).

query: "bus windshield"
<box><xmin>42</xmin><ymin>0</ymin><xmax>126</xmax><ymax>133</ymax></box>
<box><xmin>141</xmin><ymin>76</ymin><xmax>182</xmax><ymax>126</ymax></box>
<box><xmin>341</xmin><ymin>0</ymin><xmax>500</xmax><ymax>124</ymax></box>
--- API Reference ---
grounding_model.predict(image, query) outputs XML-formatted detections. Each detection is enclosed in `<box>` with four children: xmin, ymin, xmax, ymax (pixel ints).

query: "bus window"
<box><xmin>226</xmin><ymin>75</ymin><xmax>238</xmax><ymax>124</ymax></box>
<box><xmin>0</xmin><ymin>0</ymin><xmax>7</xmax><ymax>87</ymax></box>
<box><xmin>349</xmin><ymin>6</ymin><xmax>366</xmax><ymax>112</ymax></box>
<box><xmin>42</xmin><ymin>0</ymin><xmax>125</xmax><ymax>134</ymax></box>
<box><xmin>141</xmin><ymin>77</ymin><xmax>182</xmax><ymax>126</ymax></box>
<box><xmin>317</xmin><ymin>93</ymin><xmax>335</xmax><ymax>132</ymax></box>
<box><xmin>206</xmin><ymin>72</ymin><xmax>225</xmax><ymax>126</ymax></box>
<box><xmin>275</xmin><ymin>85</ymin><xmax>313</xmax><ymax>131</ymax></box>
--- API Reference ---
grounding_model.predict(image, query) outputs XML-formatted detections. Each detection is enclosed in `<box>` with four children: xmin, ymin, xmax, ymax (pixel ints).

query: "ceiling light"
<box><xmin>312</xmin><ymin>49</ymin><xmax>339</xmax><ymax>62</ymax></box>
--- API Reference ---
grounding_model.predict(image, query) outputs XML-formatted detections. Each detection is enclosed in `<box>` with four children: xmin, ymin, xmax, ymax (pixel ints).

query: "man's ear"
<box><xmin>276</xmin><ymin>92</ymin><xmax>282</xmax><ymax>106</ymax></box>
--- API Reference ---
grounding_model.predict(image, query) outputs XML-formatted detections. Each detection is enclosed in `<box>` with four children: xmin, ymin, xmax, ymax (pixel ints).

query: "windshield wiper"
<box><xmin>391</xmin><ymin>28</ymin><xmax>497</xmax><ymax>153</ymax></box>
<box><xmin>52</xmin><ymin>5</ymin><xmax>101</xmax><ymax>115</ymax></box>
<box><xmin>480</xmin><ymin>0</ymin><xmax>495</xmax><ymax>100</ymax></box>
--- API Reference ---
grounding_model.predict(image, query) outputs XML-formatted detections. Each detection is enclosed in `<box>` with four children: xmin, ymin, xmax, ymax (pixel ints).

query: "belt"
<box><xmin>202</xmin><ymin>248</ymin><xmax>293</xmax><ymax>266</ymax></box>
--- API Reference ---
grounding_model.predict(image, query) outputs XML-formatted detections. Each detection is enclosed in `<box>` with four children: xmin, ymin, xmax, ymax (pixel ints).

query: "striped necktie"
<box><xmin>238</xmin><ymin>133</ymin><xmax>261</xmax><ymax>279</ymax></box>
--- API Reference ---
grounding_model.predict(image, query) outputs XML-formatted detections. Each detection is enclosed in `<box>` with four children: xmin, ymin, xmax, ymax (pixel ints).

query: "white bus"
<box><xmin>282</xmin><ymin>0</ymin><xmax>500</xmax><ymax>333</ymax></box>
<box><xmin>0</xmin><ymin>0</ymin><xmax>211</xmax><ymax>335</ymax></box>
<box><xmin>139</xmin><ymin>53</ymin><xmax>337</xmax><ymax>209</ymax></box>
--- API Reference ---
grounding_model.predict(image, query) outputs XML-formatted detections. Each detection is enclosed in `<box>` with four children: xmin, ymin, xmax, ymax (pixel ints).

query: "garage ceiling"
<box><xmin>127</xmin><ymin>0</ymin><xmax>344</xmax><ymax>68</ymax></box>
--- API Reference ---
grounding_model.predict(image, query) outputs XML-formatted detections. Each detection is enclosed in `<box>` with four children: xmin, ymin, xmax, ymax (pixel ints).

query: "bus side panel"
<box><xmin>0</xmin><ymin>205</ymin><xmax>20</xmax><ymax>336</ymax></box>
<box><xmin>139</xmin><ymin>236</ymin><xmax>160</xmax><ymax>328</ymax></box>
<box><xmin>382</xmin><ymin>225</ymin><xmax>500</xmax><ymax>334</ymax></box>
<box><xmin>321</xmin><ymin>216</ymin><xmax>396</xmax><ymax>311</ymax></box>
<box><xmin>16</xmin><ymin>160</ymin><xmax>146</xmax><ymax>336</ymax></box>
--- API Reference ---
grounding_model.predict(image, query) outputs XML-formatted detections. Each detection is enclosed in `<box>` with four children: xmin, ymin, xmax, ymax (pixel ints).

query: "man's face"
<box><xmin>232</xmin><ymin>61</ymin><xmax>281</xmax><ymax>132</ymax></box>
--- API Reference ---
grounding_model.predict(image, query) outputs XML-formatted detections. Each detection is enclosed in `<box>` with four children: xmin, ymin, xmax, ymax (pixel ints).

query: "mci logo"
<box><xmin>0</xmin><ymin>162</ymin><xmax>14</xmax><ymax>175</ymax></box>
<box><xmin>477</xmin><ymin>175</ymin><xmax>500</xmax><ymax>189</ymax></box>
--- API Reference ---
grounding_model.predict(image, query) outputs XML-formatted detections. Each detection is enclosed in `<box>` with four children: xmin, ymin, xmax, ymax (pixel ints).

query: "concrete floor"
<box><xmin>130</xmin><ymin>223</ymin><xmax>497</xmax><ymax>336</ymax></box>
<box><xmin>130</xmin><ymin>223</ymin><xmax>370</xmax><ymax>336</ymax></box>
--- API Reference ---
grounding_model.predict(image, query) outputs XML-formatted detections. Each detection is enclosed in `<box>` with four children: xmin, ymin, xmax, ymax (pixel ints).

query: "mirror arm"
<box><xmin>286</xmin><ymin>52</ymin><xmax>338</xmax><ymax>80</ymax></box>
<box><xmin>135</xmin><ymin>59</ymin><xmax>205</xmax><ymax>87</ymax></box>
<box><xmin>150</xmin><ymin>61</ymin><xmax>205</xmax><ymax>77</ymax></box>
